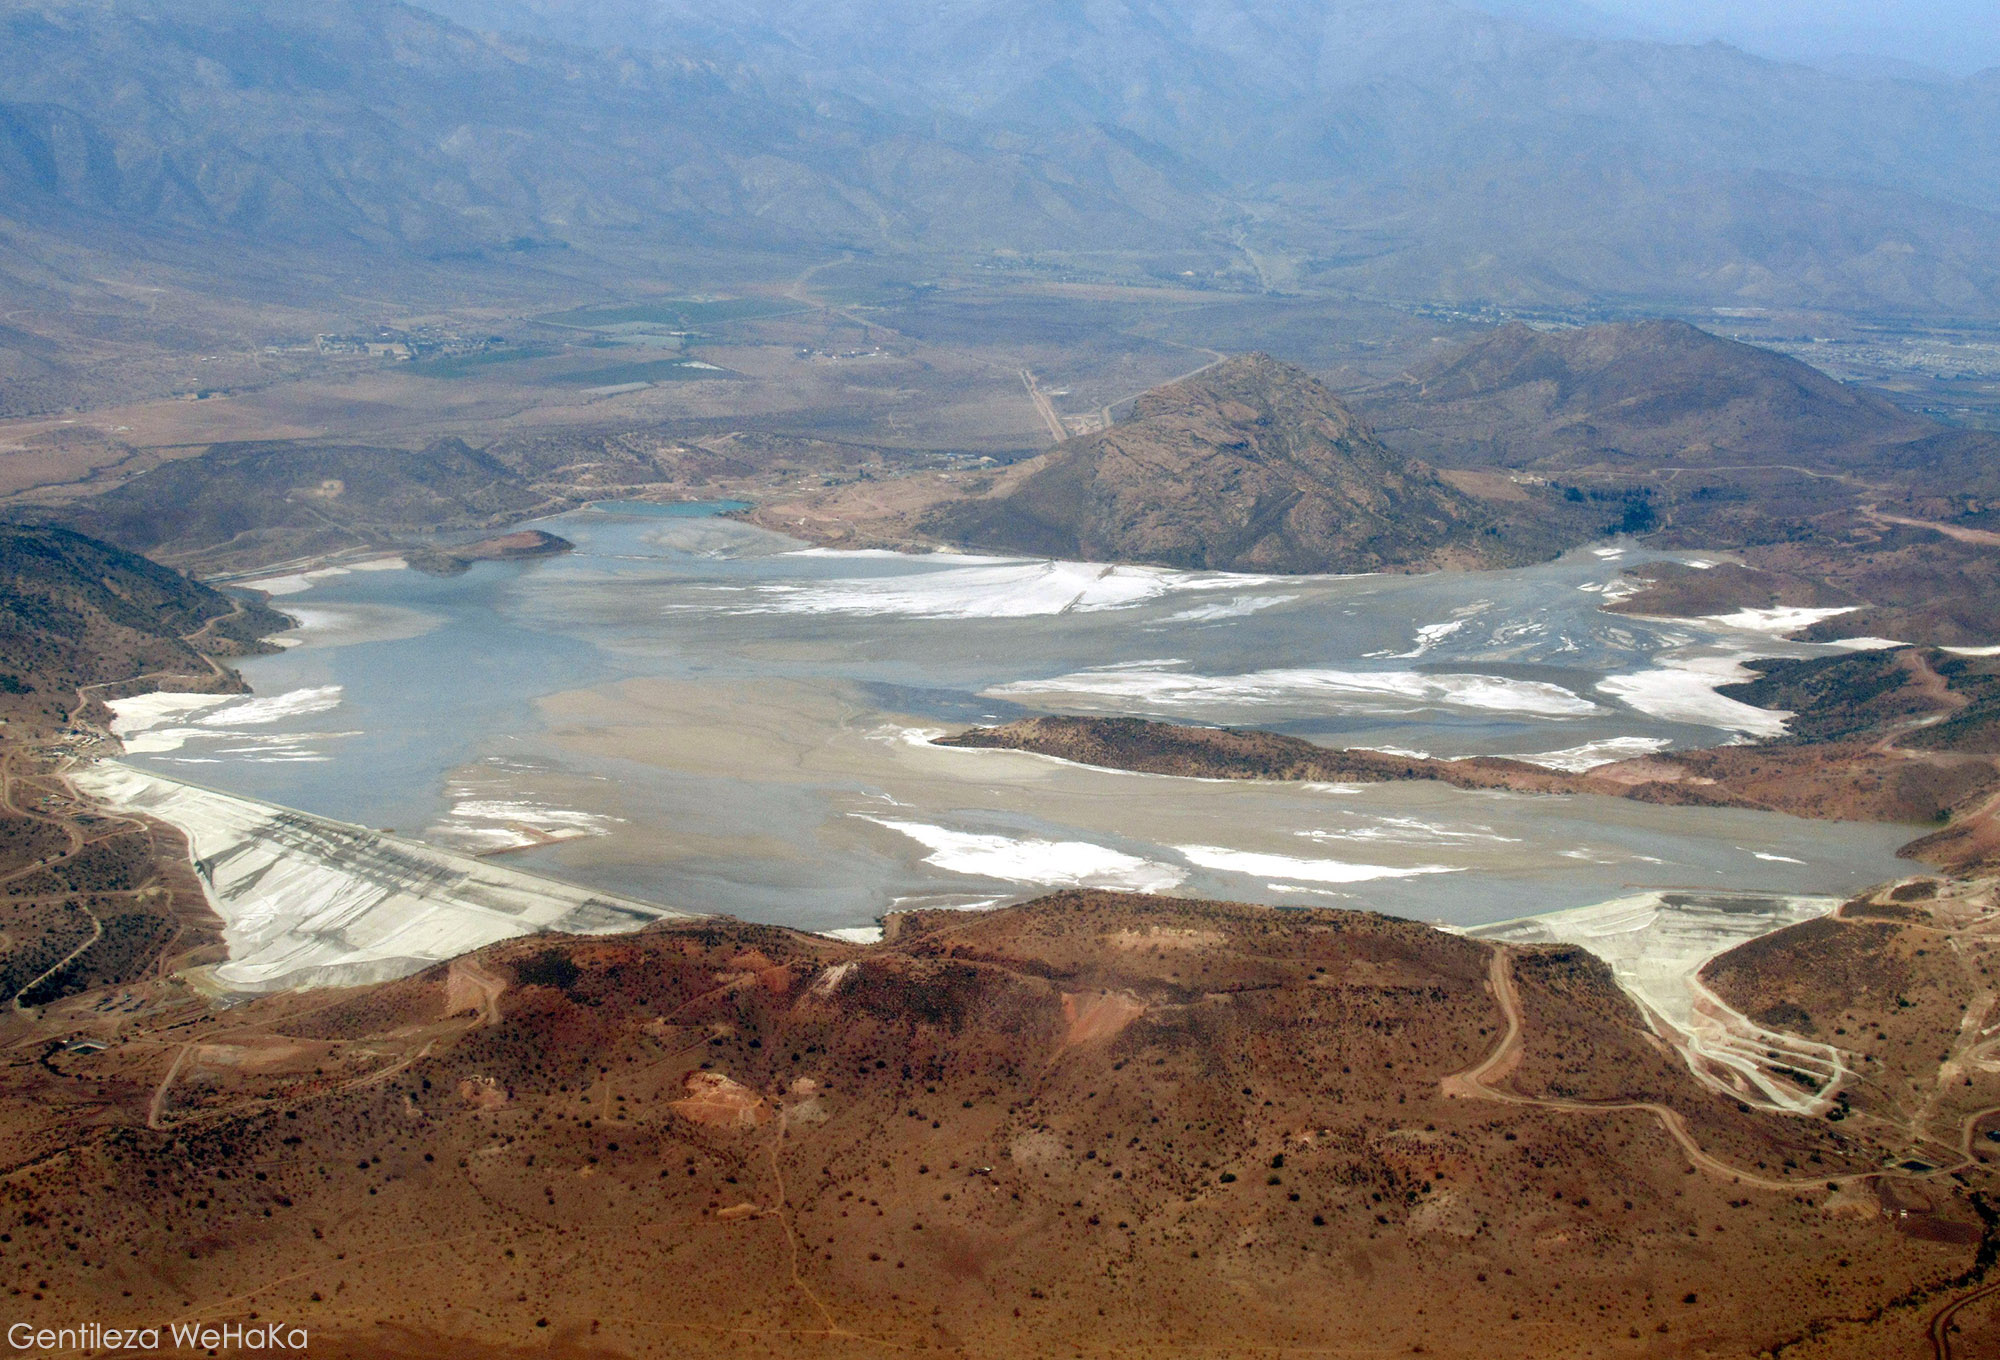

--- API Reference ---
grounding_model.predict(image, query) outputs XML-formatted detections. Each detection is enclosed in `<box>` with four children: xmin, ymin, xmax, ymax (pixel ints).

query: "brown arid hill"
<box><xmin>1613</xmin><ymin>526</ymin><xmax>2000</xmax><ymax>650</ymax></box>
<box><xmin>0</xmin><ymin>529</ymin><xmax>241</xmax><ymax>1009</ymax></box>
<box><xmin>36</xmin><ymin>426</ymin><xmax>945</xmax><ymax>580</ymax></box>
<box><xmin>943</xmin><ymin>714</ymin><xmax>1594</xmax><ymax>794</ymax></box>
<box><xmin>1355</xmin><ymin>319</ymin><xmax>1948</xmax><ymax>478</ymax></box>
<box><xmin>1351</xmin><ymin>320</ymin><xmax>2000</xmax><ymax>649</ymax></box>
<box><xmin>0</xmin><ymin>785</ymin><xmax>223</xmax><ymax>1011</ymax></box>
<box><xmin>11</xmin><ymin>891</ymin><xmax>2000</xmax><ymax>1360</ymax></box>
<box><xmin>1711</xmin><ymin>649</ymin><xmax>2000</xmax><ymax>752</ymax></box>
<box><xmin>0</xmin><ymin>523</ymin><xmax>284</xmax><ymax>729</ymax></box>
<box><xmin>916</xmin><ymin>354</ymin><xmax>1570</xmax><ymax>573</ymax></box>
<box><xmin>0</xmin><ymin>525</ymin><xmax>283</xmax><ymax>1012</ymax></box>
<box><xmin>941</xmin><ymin>648</ymin><xmax>2000</xmax><ymax>873</ymax></box>
<box><xmin>1605</xmin><ymin>559</ymin><xmax>1862</xmax><ymax>622</ymax></box>
<box><xmin>1628</xmin><ymin>650</ymin><xmax>2000</xmax><ymax>864</ymax></box>
<box><xmin>47</xmin><ymin>438</ymin><xmax>568</xmax><ymax>575</ymax></box>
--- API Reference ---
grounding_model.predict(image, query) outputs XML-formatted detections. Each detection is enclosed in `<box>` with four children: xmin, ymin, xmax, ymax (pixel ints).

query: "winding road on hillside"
<box><xmin>1450</xmin><ymin>940</ymin><xmax>2000</xmax><ymax>1358</ymax></box>
<box><xmin>1442</xmin><ymin>946</ymin><xmax>1826</xmax><ymax>1190</ymax></box>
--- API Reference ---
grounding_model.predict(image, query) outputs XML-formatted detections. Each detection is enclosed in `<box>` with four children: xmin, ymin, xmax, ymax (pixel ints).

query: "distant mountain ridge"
<box><xmin>422</xmin><ymin>0</ymin><xmax>2000</xmax><ymax>206</ymax></box>
<box><xmin>921</xmin><ymin>354</ymin><xmax>1548</xmax><ymax>574</ymax></box>
<box><xmin>417</xmin><ymin>0</ymin><xmax>2000</xmax><ymax>314</ymax></box>
<box><xmin>0</xmin><ymin>0</ymin><xmax>1997</xmax><ymax>313</ymax></box>
<box><xmin>0</xmin><ymin>0</ymin><xmax>1217</xmax><ymax>258</ymax></box>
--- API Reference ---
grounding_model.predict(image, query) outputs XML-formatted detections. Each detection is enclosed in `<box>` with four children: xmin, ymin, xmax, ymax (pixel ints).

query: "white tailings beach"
<box><xmin>1177</xmin><ymin>844</ymin><xmax>1459</xmax><ymax>885</ymax></box>
<box><xmin>1517</xmin><ymin>736</ymin><xmax>1673</xmax><ymax>771</ymax></box>
<box><xmin>1700</xmin><ymin>606</ymin><xmax>1858</xmax><ymax>635</ymax></box>
<box><xmin>859</xmin><ymin>817</ymin><xmax>1188</xmax><ymax>893</ymax></box>
<box><xmin>1468</xmin><ymin>891</ymin><xmax>1848</xmax><ymax>1115</ymax></box>
<box><xmin>1596</xmin><ymin>654</ymin><xmax>1793</xmax><ymax>738</ymax></box>
<box><xmin>726</xmin><ymin>557</ymin><xmax>1283</xmax><ymax>619</ymax></box>
<box><xmin>233</xmin><ymin>554</ymin><xmax>409</xmax><ymax>597</ymax></box>
<box><xmin>107</xmin><ymin>687</ymin><xmax>356</xmax><ymax>764</ymax></box>
<box><xmin>988</xmin><ymin>664</ymin><xmax>1603</xmax><ymax>719</ymax></box>
<box><xmin>72</xmin><ymin>762</ymin><xmax>693</xmax><ymax>994</ymax></box>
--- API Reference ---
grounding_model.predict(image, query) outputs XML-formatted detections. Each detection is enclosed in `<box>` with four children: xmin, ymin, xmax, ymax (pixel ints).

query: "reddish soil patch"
<box><xmin>670</xmin><ymin>1070</ymin><xmax>770</xmax><ymax>1130</ymax></box>
<box><xmin>1059</xmin><ymin>989</ymin><xmax>1144</xmax><ymax>1046</ymax></box>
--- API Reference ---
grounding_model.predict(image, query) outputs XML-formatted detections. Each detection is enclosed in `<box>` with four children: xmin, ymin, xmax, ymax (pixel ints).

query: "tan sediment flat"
<box><xmin>0</xmin><ymin>400</ymin><xmax>320</xmax><ymax>498</ymax></box>
<box><xmin>1865</xmin><ymin>507</ymin><xmax>2000</xmax><ymax>548</ymax></box>
<box><xmin>745</xmin><ymin>466</ymin><xmax>979</xmax><ymax>551</ymax></box>
<box><xmin>471</xmin><ymin>664</ymin><xmax>1920</xmax><ymax>938</ymax></box>
<box><xmin>528</xmin><ymin>674</ymin><xmax>1539</xmax><ymax>884</ymax></box>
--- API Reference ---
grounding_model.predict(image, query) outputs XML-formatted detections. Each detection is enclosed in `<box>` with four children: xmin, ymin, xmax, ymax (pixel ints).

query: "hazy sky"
<box><xmin>1501</xmin><ymin>0</ymin><xmax>2000</xmax><ymax>74</ymax></box>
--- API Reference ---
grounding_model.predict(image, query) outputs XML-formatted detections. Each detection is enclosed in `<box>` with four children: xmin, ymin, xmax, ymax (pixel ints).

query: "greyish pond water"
<box><xmin>111</xmin><ymin>502</ymin><xmax>1915</xmax><ymax>937</ymax></box>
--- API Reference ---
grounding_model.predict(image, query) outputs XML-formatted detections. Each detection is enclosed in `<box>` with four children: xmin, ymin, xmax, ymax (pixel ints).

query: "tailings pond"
<box><xmin>111</xmin><ymin>503</ymin><xmax>1916</xmax><ymax>936</ymax></box>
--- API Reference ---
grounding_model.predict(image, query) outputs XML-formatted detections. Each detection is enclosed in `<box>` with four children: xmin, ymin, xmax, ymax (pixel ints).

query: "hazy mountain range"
<box><xmin>2</xmin><ymin>0</ymin><xmax>1998</xmax><ymax>313</ymax></box>
<box><xmin>421</xmin><ymin>0</ymin><xmax>2000</xmax><ymax>312</ymax></box>
<box><xmin>0</xmin><ymin>0</ymin><xmax>1212</xmax><ymax>263</ymax></box>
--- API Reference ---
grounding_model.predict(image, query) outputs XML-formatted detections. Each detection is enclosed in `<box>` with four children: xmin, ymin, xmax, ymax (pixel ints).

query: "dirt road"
<box><xmin>1019</xmin><ymin>368</ymin><xmax>1068</xmax><ymax>444</ymax></box>
<box><xmin>1444</xmin><ymin>945</ymin><xmax>1874</xmax><ymax>1191</ymax></box>
<box><xmin>1930</xmin><ymin>1277</ymin><xmax>2000</xmax><ymax>1360</ymax></box>
<box><xmin>447</xmin><ymin>956</ymin><xmax>507</xmax><ymax>1027</ymax></box>
<box><xmin>1865</xmin><ymin>506</ymin><xmax>2000</xmax><ymax>548</ymax></box>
